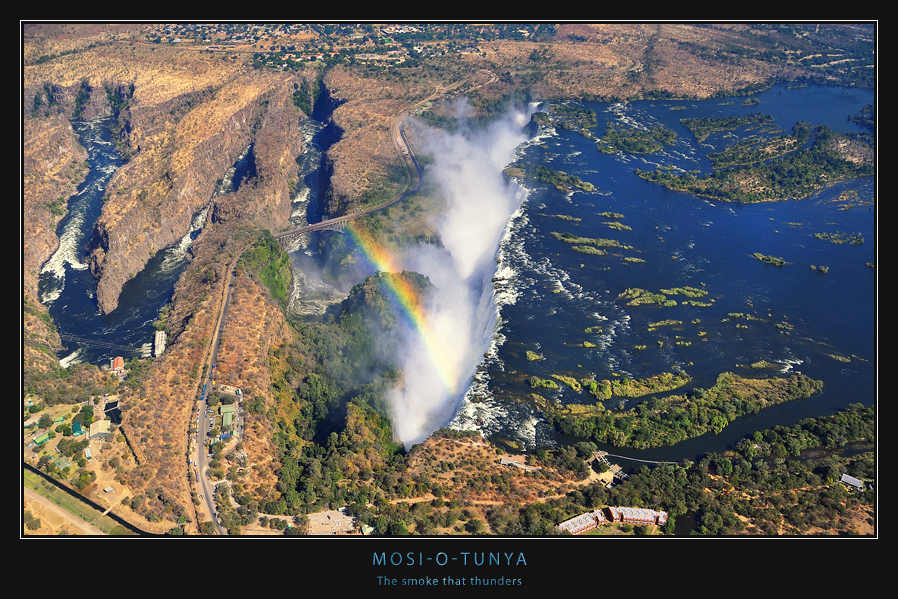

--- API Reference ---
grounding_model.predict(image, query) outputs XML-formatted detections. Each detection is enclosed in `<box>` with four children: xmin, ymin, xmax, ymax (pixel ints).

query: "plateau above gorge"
<box><xmin>23</xmin><ymin>23</ymin><xmax>875</xmax><ymax>538</ymax></box>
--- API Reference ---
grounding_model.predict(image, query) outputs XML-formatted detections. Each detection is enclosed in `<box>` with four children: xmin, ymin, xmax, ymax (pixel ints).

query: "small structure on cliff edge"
<box><xmin>154</xmin><ymin>331</ymin><xmax>167</xmax><ymax>356</ymax></box>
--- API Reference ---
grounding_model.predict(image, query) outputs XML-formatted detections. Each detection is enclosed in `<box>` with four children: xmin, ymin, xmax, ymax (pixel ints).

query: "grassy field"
<box><xmin>23</xmin><ymin>468</ymin><xmax>134</xmax><ymax>535</ymax></box>
<box><xmin>582</xmin><ymin>523</ymin><xmax>658</xmax><ymax>536</ymax></box>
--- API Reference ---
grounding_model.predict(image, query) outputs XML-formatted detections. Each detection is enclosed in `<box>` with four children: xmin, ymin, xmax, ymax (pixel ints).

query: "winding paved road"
<box><xmin>191</xmin><ymin>74</ymin><xmax>491</xmax><ymax>533</ymax></box>
<box><xmin>274</xmin><ymin>119</ymin><xmax>423</xmax><ymax>242</ymax></box>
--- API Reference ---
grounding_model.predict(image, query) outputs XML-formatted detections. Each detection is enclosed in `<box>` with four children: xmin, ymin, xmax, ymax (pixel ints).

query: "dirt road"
<box><xmin>23</xmin><ymin>487</ymin><xmax>106</xmax><ymax>536</ymax></box>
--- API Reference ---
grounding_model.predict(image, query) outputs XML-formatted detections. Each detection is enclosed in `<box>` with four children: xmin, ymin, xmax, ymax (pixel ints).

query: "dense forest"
<box><xmin>490</xmin><ymin>403</ymin><xmax>874</xmax><ymax>535</ymax></box>
<box><xmin>548</xmin><ymin>372</ymin><xmax>824</xmax><ymax>449</ymax></box>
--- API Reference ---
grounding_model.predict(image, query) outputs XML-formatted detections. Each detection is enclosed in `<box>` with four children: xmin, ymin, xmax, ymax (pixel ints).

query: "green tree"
<box><xmin>389</xmin><ymin>520</ymin><xmax>409</xmax><ymax>536</ymax></box>
<box><xmin>467</xmin><ymin>518</ymin><xmax>487</xmax><ymax>535</ymax></box>
<box><xmin>25</xmin><ymin>516</ymin><xmax>42</xmax><ymax>531</ymax></box>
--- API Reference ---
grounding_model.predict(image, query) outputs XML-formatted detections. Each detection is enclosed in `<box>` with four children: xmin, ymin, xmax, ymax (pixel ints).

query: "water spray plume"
<box><xmin>346</xmin><ymin>103</ymin><xmax>534</xmax><ymax>445</ymax></box>
<box><xmin>344</xmin><ymin>223</ymin><xmax>462</xmax><ymax>397</ymax></box>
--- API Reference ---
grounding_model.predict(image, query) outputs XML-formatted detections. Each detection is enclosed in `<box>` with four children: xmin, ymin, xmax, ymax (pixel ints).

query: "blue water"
<box><xmin>37</xmin><ymin>117</ymin><xmax>328</xmax><ymax>367</ymax></box>
<box><xmin>35</xmin><ymin>117</ymin><xmax>165</xmax><ymax>366</ymax></box>
<box><xmin>38</xmin><ymin>120</ymin><xmax>221</xmax><ymax>366</ymax></box>
<box><xmin>485</xmin><ymin>84</ymin><xmax>875</xmax><ymax>460</ymax></box>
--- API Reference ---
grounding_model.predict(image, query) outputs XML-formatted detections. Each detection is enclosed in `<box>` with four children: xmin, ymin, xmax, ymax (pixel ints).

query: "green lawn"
<box><xmin>23</xmin><ymin>468</ymin><xmax>134</xmax><ymax>535</ymax></box>
<box><xmin>582</xmin><ymin>523</ymin><xmax>657</xmax><ymax>536</ymax></box>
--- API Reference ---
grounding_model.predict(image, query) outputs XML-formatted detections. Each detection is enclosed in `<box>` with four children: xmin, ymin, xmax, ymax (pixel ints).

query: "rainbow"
<box><xmin>343</xmin><ymin>223</ymin><xmax>462</xmax><ymax>396</ymax></box>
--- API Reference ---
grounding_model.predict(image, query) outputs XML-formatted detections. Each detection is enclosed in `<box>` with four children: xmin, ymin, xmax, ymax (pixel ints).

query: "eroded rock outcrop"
<box><xmin>210</xmin><ymin>80</ymin><xmax>305</xmax><ymax>233</ymax></box>
<box><xmin>88</xmin><ymin>72</ymin><xmax>294</xmax><ymax>313</ymax></box>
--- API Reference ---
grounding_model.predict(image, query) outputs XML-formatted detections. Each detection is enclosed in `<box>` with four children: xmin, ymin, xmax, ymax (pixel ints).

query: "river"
<box><xmin>38</xmin><ymin>119</ymin><xmax>264</xmax><ymax>367</ymax></box>
<box><xmin>37</xmin><ymin>83</ymin><xmax>875</xmax><ymax>468</ymax></box>
<box><xmin>460</xmin><ymin>83</ymin><xmax>875</xmax><ymax>464</ymax></box>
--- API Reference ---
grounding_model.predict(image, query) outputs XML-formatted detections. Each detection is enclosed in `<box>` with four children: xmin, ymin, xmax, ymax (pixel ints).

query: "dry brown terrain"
<box><xmin>23</xmin><ymin>487</ymin><xmax>104</xmax><ymax>535</ymax></box>
<box><xmin>23</xmin><ymin>23</ymin><xmax>145</xmax><ymax>63</ymax></box>
<box><xmin>112</xmin><ymin>227</ymin><xmax>246</xmax><ymax>532</ymax></box>
<box><xmin>321</xmin><ymin>65</ymin><xmax>441</xmax><ymax>214</ymax></box>
<box><xmin>211</xmin><ymin>271</ymin><xmax>290</xmax><ymax>500</ymax></box>
<box><xmin>738</xmin><ymin>501</ymin><xmax>874</xmax><ymax>536</ymax></box>
<box><xmin>448</xmin><ymin>24</ymin><xmax>787</xmax><ymax>102</ymax></box>
<box><xmin>87</xmin><ymin>67</ymin><xmax>281</xmax><ymax>314</ymax></box>
<box><xmin>24</xmin><ymin>32</ymin><xmax>302</xmax><ymax>314</ymax></box>
<box><xmin>406</xmin><ymin>433</ymin><xmax>596</xmax><ymax>505</ymax></box>
<box><xmin>23</xmin><ymin>23</ymin><xmax>863</xmax><ymax>315</ymax></box>
<box><xmin>22</xmin><ymin>24</ymin><xmax>873</xmax><ymax>535</ymax></box>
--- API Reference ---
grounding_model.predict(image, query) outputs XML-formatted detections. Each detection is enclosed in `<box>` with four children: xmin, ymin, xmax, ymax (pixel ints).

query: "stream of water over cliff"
<box><xmin>37</xmin><ymin>84</ymin><xmax>875</xmax><ymax>467</ymax></box>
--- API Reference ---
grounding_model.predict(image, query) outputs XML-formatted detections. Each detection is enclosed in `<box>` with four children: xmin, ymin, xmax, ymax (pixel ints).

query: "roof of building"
<box><xmin>558</xmin><ymin>509</ymin><xmax>606</xmax><ymax>534</ymax></box>
<box><xmin>609</xmin><ymin>506</ymin><xmax>668</xmax><ymax>524</ymax></box>
<box><xmin>840</xmin><ymin>473</ymin><xmax>864</xmax><ymax>488</ymax></box>
<box><xmin>89</xmin><ymin>420</ymin><xmax>112</xmax><ymax>436</ymax></box>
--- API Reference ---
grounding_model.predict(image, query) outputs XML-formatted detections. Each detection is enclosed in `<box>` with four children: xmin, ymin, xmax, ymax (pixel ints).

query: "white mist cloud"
<box><xmin>387</xmin><ymin>104</ymin><xmax>533</xmax><ymax>446</ymax></box>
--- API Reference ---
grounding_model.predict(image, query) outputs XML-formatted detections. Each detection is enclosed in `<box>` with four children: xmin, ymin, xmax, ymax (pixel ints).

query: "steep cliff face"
<box><xmin>88</xmin><ymin>72</ymin><xmax>295</xmax><ymax>314</ymax></box>
<box><xmin>22</xmin><ymin>115</ymin><xmax>89</xmax><ymax>373</ymax></box>
<box><xmin>22</xmin><ymin>38</ymin><xmax>301</xmax><ymax>314</ymax></box>
<box><xmin>319</xmin><ymin>65</ymin><xmax>431</xmax><ymax>216</ymax></box>
<box><xmin>210</xmin><ymin>81</ymin><xmax>305</xmax><ymax>233</ymax></box>
<box><xmin>23</xmin><ymin>114</ymin><xmax>89</xmax><ymax>298</ymax></box>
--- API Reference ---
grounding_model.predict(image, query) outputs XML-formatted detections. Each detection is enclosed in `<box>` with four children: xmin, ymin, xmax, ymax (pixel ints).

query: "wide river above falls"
<box><xmin>459</xmin><ymin>83</ymin><xmax>875</xmax><ymax>463</ymax></box>
<box><xmin>37</xmin><ymin>84</ymin><xmax>874</xmax><ymax>467</ymax></box>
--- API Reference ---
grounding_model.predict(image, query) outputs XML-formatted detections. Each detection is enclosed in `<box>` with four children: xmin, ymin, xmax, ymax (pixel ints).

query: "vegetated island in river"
<box><xmin>529</xmin><ymin>371</ymin><xmax>691</xmax><ymax>399</ymax></box>
<box><xmin>505</xmin><ymin>164</ymin><xmax>595</xmax><ymax>192</ymax></box>
<box><xmin>636</xmin><ymin>113</ymin><xmax>874</xmax><ymax>203</ymax></box>
<box><xmin>752</xmin><ymin>252</ymin><xmax>785</xmax><ymax>266</ymax></box>
<box><xmin>532</xmin><ymin>103</ymin><xmax>598</xmax><ymax>140</ymax></box>
<box><xmin>617</xmin><ymin>286</ymin><xmax>713</xmax><ymax>308</ymax></box>
<box><xmin>680</xmin><ymin>112</ymin><xmax>777</xmax><ymax>143</ymax></box>
<box><xmin>551</xmin><ymin>231</ymin><xmax>632</xmax><ymax>250</ymax></box>
<box><xmin>546</xmin><ymin>372</ymin><xmax>824</xmax><ymax>449</ymax></box>
<box><xmin>596</xmin><ymin>122</ymin><xmax>677</xmax><ymax>154</ymax></box>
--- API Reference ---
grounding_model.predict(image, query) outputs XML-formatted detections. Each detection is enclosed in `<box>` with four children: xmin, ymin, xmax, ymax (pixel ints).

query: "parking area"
<box><xmin>307</xmin><ymin>508</ymin><xmax>357</xmax><ymax>535</ymax></box>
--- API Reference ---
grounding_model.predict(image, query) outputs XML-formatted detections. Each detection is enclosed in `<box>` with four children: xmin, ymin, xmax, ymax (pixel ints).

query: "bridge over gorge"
<box><xmin>273</xmin><ymin>217</ymin><xmax>350</xmax><ymax>245</ymax></box>
<box><xmin>274</xmin><ymin>123</ymin><xmax>424</xmax><ymax>248</ymax></box>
